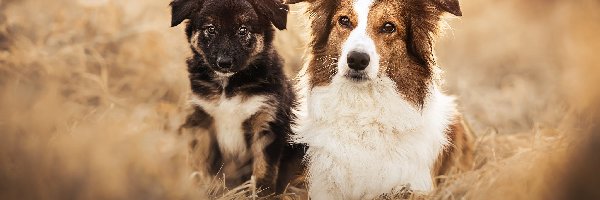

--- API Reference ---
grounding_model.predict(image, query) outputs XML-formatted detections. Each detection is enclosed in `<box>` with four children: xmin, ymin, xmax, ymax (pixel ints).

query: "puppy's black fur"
<box><xmin>171</xmin><ymin>0</ymin><xmax>305</xmax><ymax>195</ymax></box>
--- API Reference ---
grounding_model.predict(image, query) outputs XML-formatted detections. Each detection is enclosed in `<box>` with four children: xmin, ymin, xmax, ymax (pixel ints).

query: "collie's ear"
<box><xmin>249</xmin><ymin>0</ymin><xmax>290</xmax><ymax>30</ymax></box>
<box><xmin>170</xmin><ymin>0</ymin><xmax>200</xmax><ymax>27</ymax></box>
<box><xmin>433</xmin><ymin>0</ymin><xmax>462</xmax><ymax>16</ymax></box>
<box><xmin>406</xmin><ymin>20</ymin><xmax>436</xmax><ymax>69</ymax></box>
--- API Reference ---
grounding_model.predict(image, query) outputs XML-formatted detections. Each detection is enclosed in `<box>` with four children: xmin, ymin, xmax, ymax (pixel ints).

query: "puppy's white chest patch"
<box><xmin>191</xmin><ymin>94</ymin><xmax>269</xmax><ymax>157</ymax></box>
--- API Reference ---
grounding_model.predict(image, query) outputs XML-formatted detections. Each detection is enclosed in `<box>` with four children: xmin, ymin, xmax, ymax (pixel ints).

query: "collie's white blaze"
<box><xmin>191</xmin><ymin>94</ymin><xmax>270</xmax><ymax>158</ymax></box>
<box><xmin>337</xmin><ymin>0</ymin><xmax>380</xmax><ymax>79</ymax></box>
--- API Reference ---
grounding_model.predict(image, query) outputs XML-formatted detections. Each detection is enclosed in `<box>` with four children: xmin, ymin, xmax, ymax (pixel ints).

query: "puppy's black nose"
<box><xmin>217</xmin><ymin>57</ymin><xmax>233</xmax><ymax>69</ymax></box>
<box><xmin>347</xmin><ymin>51</ymin><xmax>370</xmax><ymax>71</ymax></box>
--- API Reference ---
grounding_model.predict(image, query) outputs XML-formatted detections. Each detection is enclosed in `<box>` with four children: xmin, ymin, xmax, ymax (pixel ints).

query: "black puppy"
<box><xmin>170</xmin><ymin>0</ymin><xmax>304</xmax><ymax>195</ymax></box>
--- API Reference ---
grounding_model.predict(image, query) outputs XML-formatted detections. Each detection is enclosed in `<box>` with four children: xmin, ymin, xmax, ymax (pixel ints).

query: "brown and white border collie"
<box><xmin>286</xmin><ymin>0</ymin><xmax>474</xmax><ymax>199</ymax></box>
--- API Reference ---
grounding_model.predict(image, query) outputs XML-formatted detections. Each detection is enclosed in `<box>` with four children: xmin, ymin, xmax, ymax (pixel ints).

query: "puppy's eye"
<box><xmin>238</xmin><ymin>26</ymin><xmax>249</xmax><ymax>36</ymax></box>
<box><xmin>204</xmin><ymin>25</ymin><xmax>216</xmax><ymax>35</ymax></box>
<box><xmin>380</xmin><ymin>22</ymin><xmax>396</xmax><ymax>33</ymax></box>
<box><xmin>338</xmin><ymin>16</ymin><xmax>352</xmax><ymax>28</ymax></box>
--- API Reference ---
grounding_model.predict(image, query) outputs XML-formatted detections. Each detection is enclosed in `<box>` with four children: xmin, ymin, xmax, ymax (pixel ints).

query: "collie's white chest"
<box><xmin>294</xmin><ymin>78</ymin><xmax>456</xmax><ymax>200</ymax></box>
<box><xmin>191</xmin><ymin>94</ymin><xmax>269</xmax><ymax>157</ymax></box>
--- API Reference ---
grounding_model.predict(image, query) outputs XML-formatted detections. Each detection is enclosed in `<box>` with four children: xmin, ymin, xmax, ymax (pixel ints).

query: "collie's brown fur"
<box><xmin>288</xmin><ymin>0</ymin><xmax>474</xmax><ymax>187</ymax></box>
<box><xmin>292</xmin><ymin>0</ymin><xmax>457</xmax><ymax>107</ymax></box>
<box><xmin>434</xmin><ymin>116</ymin><xmax>475</xmax><ymax>184</ymax></box>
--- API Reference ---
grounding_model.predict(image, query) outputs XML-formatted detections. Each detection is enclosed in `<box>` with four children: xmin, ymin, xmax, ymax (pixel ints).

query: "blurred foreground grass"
<box><xmin>1</xmin><ymin>0</ymin><xmax>599</xmax><ymax>199</ymax></box>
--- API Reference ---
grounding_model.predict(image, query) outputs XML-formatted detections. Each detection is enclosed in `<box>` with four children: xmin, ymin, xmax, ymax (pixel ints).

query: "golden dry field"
<box><xmin>1</xmin><ymin>0</ymin><xmax>599</xmax><ymax>199</ymax></box>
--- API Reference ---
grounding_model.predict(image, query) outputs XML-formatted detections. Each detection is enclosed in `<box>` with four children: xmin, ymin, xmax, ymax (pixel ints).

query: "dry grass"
<box><xmin>1</xmin><ymin>0</ymin><xmax>599</xmax><ymax>199</ymax></box>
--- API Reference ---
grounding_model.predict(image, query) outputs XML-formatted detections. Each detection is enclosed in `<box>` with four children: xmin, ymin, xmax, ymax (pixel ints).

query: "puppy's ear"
<box><xmin>249</xmin><ymin>0</ymin><xmax>290</xmax><ymax>30</ymax></box>
<box><xmin>432</xmin><ymin>0</ymin><xmax>462</xmax><ymax>16</ymax></box>
<box><xmin>170</xmin><ymin>0</ymin><xmax>200</xmax><ymax>27</ymax></box>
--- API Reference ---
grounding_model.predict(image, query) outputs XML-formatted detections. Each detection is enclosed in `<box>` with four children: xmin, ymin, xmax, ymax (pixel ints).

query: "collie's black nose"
<box><xmin>217</xmin><ymin>57</ymin><xmax>233</xmax><ymax>69</ymax></box>
<box><xmin>347</xmin><ymin>51</ymin><xmax>370</xmax><ymax>71</ymax></box>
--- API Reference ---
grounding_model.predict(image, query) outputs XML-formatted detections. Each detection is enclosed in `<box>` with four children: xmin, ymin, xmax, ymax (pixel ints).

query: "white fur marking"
<box><xmin>296</xmin><ymin>76</ymin><xmax>455</xmax><ymax>199</ymax></box>
<box><xmin>191</xmin><ymin>95</ymin><xmax>270</xmax><ymax>158</ymax></box>
<box><xmin>337</xmin><ymin>0</ymin><xmax>380</xmax><ymax>79</ymax></box>
<box><xmin>215</xmin><ymin>71</ymin><xmax>236</xmax><ymax>78</ymax></box>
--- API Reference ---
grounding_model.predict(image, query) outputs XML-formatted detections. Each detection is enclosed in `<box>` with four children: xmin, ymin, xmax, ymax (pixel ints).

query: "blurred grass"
<box><xmin>0</xmin><ymin>0</ymin><xmax>599</xmax><ymax>199</ymax></box>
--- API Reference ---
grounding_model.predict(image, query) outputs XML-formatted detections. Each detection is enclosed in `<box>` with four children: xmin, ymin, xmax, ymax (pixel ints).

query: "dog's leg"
<box><xmin>189</xmin><ymin>133</ymin><xmax>223</xmax><ymax>176</ymax></box>
<box><xmin>433</xmin><ymin>115</ymin><xmax>475</xmax><ymax>185</ymax></box>
<box><xmin>251</xmin><ymin>130</ymin><xmax>283</xmax><ymax>196</ymax></box>
<box><xmin>276</xmin><ymin>143</ymin><xmax>307</xmax><ymax>194</ymax></box>
<box><xmin>242</xmin><ymin>110</ymin><xmax>282</xmax><ymax>195</ymax></box>
<box><xmin>179</xmin><ymin>108</ymin><xmax>221</xmax><ymax>182</ymax></box>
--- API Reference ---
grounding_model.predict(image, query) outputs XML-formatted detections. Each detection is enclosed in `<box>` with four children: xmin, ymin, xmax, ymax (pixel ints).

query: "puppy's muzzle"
<box><xmin>217</xmin><ymin>57</ymin><xmax>233</xmax><ymax>70</ymax></box>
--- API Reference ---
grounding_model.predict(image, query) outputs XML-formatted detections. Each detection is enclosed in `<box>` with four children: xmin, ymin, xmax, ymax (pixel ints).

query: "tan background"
<box><xmin>1</xmin><ymin>0</ymin><xmax>599</xmax><ymax>199</ymax></box>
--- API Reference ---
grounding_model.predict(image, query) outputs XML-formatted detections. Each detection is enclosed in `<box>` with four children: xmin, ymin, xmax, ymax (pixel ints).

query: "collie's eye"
<box><xmin>204</xmin><ymin>25</ymin><xmax>216</xmax><ymax>35</ymax></box>
<box><xmin>338</xmin><ymin>16</ymin><xmax>352</xmax><ymax>28</ymax></box>
<box><xmin>380</xmin><ymin>22</ymin><xmax>396</xmax><ymax>33</ymax></box>
<box><xmin>238</xmin><ymin>26</ymin><xmax>249</xmax><ymax>36</ymax></box>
